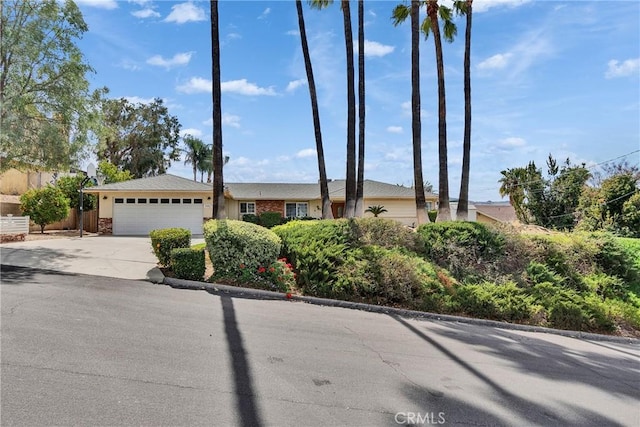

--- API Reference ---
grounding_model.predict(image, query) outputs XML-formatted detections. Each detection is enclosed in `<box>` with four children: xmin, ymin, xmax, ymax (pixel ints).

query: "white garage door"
<box><xmin>113</xmin><ymin>197</ymin><xmax>204</xmax><ymax>236</ymax></box>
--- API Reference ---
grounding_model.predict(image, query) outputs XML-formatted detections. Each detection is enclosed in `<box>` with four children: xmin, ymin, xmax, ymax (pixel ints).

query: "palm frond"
<box><xmin>443</xmin><ymin>19</ymin><xmax>457</xmax><ymax>42</ymax></box>
<box><xmin>421</xmin><ymin>16</ymin><xmax>432</xmax><ymax>39</ymax></box>
<box><xmin>309</xmin><ymin>0</ymin><xmax>333</xmax><ymax>10</ymax></box>
<box><xmin>391</xmin><ymin>3</ymin><xmax>410</xmax><ymax>26</ymax></box>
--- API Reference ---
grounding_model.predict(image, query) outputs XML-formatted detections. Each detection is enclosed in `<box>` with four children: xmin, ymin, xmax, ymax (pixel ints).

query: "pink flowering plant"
<box><xmin>236</xmin><ymin>258</ymin><xmax>296</xmax><ymax>293</ymax></box>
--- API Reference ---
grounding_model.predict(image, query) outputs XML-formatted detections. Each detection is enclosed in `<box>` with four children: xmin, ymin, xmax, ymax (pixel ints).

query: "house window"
<box><xmin>126</xmin><ymin>198</ymin><xmax>135</xmax><ymax>204</ymax></box>
<box><xmin>160</xmin><ymin>198</ymin><xmax>170</xmax><ymax>204</ymax></box>
<box><xmin>194</xmin><ymin>199</ymin><xmax>203</xmax><ymax>204</ymax></box>
<box><xmin>285</xmin><ymin>202</ymin><xmax>308</xmax><ymax>218</ymax></box>
<box><xmin>138</xmin><ymin>198</ymin><xmax>147</xmax><ymax>204</ymax></box>
<box><xmin>149</xmin><ymin>198</ymin><xmax>159</xmax><ymax>204</ymax></box>
<box><xmin>240</xmin><ymin>202</ymin><xmax>256</xmax><ymax>215</ymax></box>
<box><xmin>425</xmin><ymin>201</ymin><xmax>433</xmax><ymax>210</ymax></box>
<box><xmin>172</xmin><ymin>198</ymin><xmax>181</xmax><ymax>204</ymax></box>
<box><xmin>183</xmin><ymin>199</ymin><xmax>192</xmax><ymax>204</ymax></box>
<box><xmin>115</xmin><ymin>198</ymin><xmax>124</xmax><ymax>204</ymax></box>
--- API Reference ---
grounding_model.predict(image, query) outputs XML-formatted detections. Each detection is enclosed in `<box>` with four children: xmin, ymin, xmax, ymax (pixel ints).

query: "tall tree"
<box><xmin>454</xmin><ymin>0</ymin><xmax>472</xmax><ymax>220</ymax></box>
<box><xmin>182</xmin><ymin>135</ymin><xmax>207</xmax><ymax>182</ymax></box>
<box><xmin>392</xmin><ymin>1</ymin><xmax>427</xmax><ymax>225</ymax></box>
<box><xmin>97</xmin><ymin>98</ymin><xmax>181</xmax><ymax>178</ymax></box>
<box><xmin>210</xmin><ymin>0</ymin><xmax>225</xmax><ymax>219</ymax></box>
<box><xmin>97</xmin><ymin>161</ymin><xmax>133</xmax><ymax>184</ymax></box>
<box><xmin>424</xmin><ymin>0</ymin><xmax>456</xmax><ymax>222</ymax></box>
<box><xmin>311</xmin><ymin>0</ymin><xmax>356</xmax><ymax>218</ymax></box>
<box><xmin>0</xmin><ymin>0</ymin><xmax>104</xmax><ymax>172</ymax></box>
<box><xmin>354</xmin><ymin>0</ymin><xmax>366</xmax><ymax>217</ymax></box>
<box><xmin>296</xmin><ymin>0</ymin><xmax>333</xmax><ymax>219</ymax></box>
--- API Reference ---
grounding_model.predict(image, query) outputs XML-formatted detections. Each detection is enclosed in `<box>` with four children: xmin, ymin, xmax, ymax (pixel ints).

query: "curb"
<box><xmin>162</xmin><ymin>276</ymin><xmax>640</xmax><ymax>345</ymax></box>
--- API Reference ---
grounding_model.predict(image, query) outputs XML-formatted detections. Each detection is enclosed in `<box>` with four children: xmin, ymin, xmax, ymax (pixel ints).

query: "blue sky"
<box><xmin>75</xmin><ymin>0</ymin><xmax>639</xmax><ymax>201</ymax></box>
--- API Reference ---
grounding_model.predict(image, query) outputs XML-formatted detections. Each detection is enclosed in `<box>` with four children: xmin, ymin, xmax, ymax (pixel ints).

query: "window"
<box><xmin>183</xmin><ymin>199</ymin><xmax>192</xmax><ymax>204</ymax></box>
<box><xmin>172</xmin><ymin>198</ymin><xmax>181</xmax><ymax>204</ymax></box>
<box><xmin>126</xmin><ymin>198</ymin><xmax>135</xmax><ymax>204</ymax></box>
<box><xmin>138</xmin><ymin>198</ymin><xmax>147</xmax><ymax>204</ymax></box>
<box><xmin>194</xmin><ymin>199</ymin><xmax>203</xmax><ymax>204</ymax></box>
<box><xmin>285</xmin><ymin>202</ymin><xmax>308</xmax><ymax>218</ymax></box>
<box><xmin>240</xmin><ymin>202</ymin><xmax>256</xmax><ymax>215</ymax></box>
<box><xmin>115</xmin><ymin>198</ymin><xmax>124</xmax><ymax>204</ymax></box>
<box><xmin>149</xmin><ymin>198</ymin><xmax>158</xmax><ymax>204</ymax></box>
<box><xmin>160</xmin><ymin>198</ymin><xmax>170</xmax><ymax>204</ymax></box>
<box><xmin>425</xmin><ymin>201</ymin><xmax>433</xmax><ymax>211</ymax></box>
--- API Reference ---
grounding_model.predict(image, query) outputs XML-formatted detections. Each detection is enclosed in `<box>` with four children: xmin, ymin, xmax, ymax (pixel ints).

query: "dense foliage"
<box><xmin>170</xmin><ymin>248</ymin><xmax>205</xmax><ymax>282</ymax></box>
<box><xmin>19</xmin><ymin>186</ymin><xmax>70</xmax><ymax>233</ymax></box>
<box><xmin>150</xmin><ymin>227</ymin><xmax>191</xmax><ymax>267</ymax></box>
<box><xmin>204</xmin><ymin>219</ymin><xmax>281</xmax><ymax>280</ymax></box>
<box><xmin>55</xmin><ymin>175</ymin><xmax>96</xmax><ymax>212</ymax></box>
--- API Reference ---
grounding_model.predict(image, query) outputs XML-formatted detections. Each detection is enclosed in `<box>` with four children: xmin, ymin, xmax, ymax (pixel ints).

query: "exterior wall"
<box><xmin>99</xmin><ymin>218</ymin><xmax>113</xmax><ymax>234</ymax></box>
<box><xmin>0</xmin><ymin>169</ymin><xmax>71</xmax><ymax>195</ymax></box>
<box><xmin>98</xmin><ymin>191</ymin><xmax>212</xmax><ymax>219</ymax></box>
<box><xmin>0</xmin><ymin>202</ymin><xmax>21</xmax><ymax>216</ymax></box>
<box><xmin>227</xmin><ymin>199</ymin><xmax>323</xmax><ymax>220</ymax></box>
<box><xmin>226</xmin><ymin>198</ymin><xmax>239</xmax><ymax>220</ymax></box>
<box><xmin>363</xmin><ymin>198</ymin><xmax>422</xmax><ymax>226</ymax></box>
<box><xmin>476</xmin><ymin>212</ymin><xmax>498</xmax><ymax>225</ymax></box>
<box><xmin>256</xmin><ymin>200</ymin><xmax>284</xmax><ymax>216</ymax></box>
<box><xmin>449</xmin><ymin>203</ymin><xmax>477</xmax><ymax>221</ymax></box>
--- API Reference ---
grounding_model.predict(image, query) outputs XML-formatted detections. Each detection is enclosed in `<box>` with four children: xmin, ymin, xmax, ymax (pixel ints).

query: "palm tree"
<box><xmin>499</xmin><ymin>167</ymin><xmax>528</xmax><ymax>223</ymax></box>
<box><xmin>183</xmin><ymin>135</ymin><xmax>206</xmax><ymax>182</ymax></box>
<box><xmin>392</xmin><ymin>1</ymin><xmax>427</xmax><ymax>225</ymax></box>
<box><xmin>210</xmin><ymin>0</ymin><xmax>225</xmax><ymax>219</ymax></box>
<box><xmin>199</xmin><ymin>143</ymin><xmax>212</xmax><ymax>183</ymax></box>
<box><xmin>365</xmin><ymin>205</ymin><xmax>387</xmax><ymax>217</ymax></box>
<box><xmin>311</xmin><ymin>0</ymin><xmax>356</xmax><ymax>218</ymax></box>
<box><xmin>296</xmin><ymin>0</ymin><xmax>333</xmax><ymax>219</ymax></box>
<box><xmin>355</xmin><ymin>0</ymin><xmax>366</xmax><ymax>217</ymax></box>
<box><xmin>424</xmin><ymin>0</ymin><xmax>456</xmax><ymax>222</ymax></box>
<box><xmin>454</xmin><ymin>0</ymin><xmax>472</xmax><ymax>221</ymax></box>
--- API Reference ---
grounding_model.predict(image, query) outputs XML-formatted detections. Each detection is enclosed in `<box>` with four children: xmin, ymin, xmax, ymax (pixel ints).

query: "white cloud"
<box><xmin>472</xmin><ymin>0</ymin><xmax>531</xmax><ymax>13</ymax></box>
<box><xmin>354</xmin><ymin>40</ymin><xmax>395</xmax><ymax>58</ymax></box>
<box><xmin>180</xmin><ymin>128</ymin><xmax>203</xmax><ymax>138</ymax></box>
<box><xmin>132</xmin><ymin>8</ymin><xmax>160</xmax><ymax>18</ymax></box>
<box><xmin>286</xmin><ymin>79</ymin><xmax>307</xmax><ymax>92</ymax></box>
<box><xmin>165</xmin><ymin>2</ymin><xmax>205</xmax><ymax>24</ymax></box>
<box><xmin>223</xmin><ymin>113</ymin><xmax>241</xmax><ymax>128</ymax></box>
<box><xmin>124</xmin><ymin>96</ymin><xmax>156</xmax><ymax>105</ymax></box>
<box><xmin>222</xmin><ymin>79</ymin><xmax>277</xmax><ymax>96</ymax></box>
<box><xmin>286</xmin><ymin>29</ymin><xmax>299</xmax><ymax>37</ymax></box>
<box><xmin>118</xmin><ymin>60</ymin><xmax>141</xmax><ymax>71</ymax></box>
<box><xmin>176</xmin><ymin>77</ymin><xmax>211</xmax><ymax>94</ymax></box>
<box><xmin>498</xmin><ymin>137</ymin><xmax>526</xmax><ymax>148</ymax></box>
<box><xmin>74</xmin><ymin>0</ymin><xmax>118</xmax><ymax>9</ymax></box>
<box><xmin>401</xmin><ymin>100</ymin><xmax>428</xmax><ymax>118</ymax></box>
<box><xmin>146</xmin><ymin>52</ymin><xmax>193</xmax><ymax>69</ymax></box>
<box><xmin>258</xmin><ymin>7</ymin><xmax>271</xmax><ymax>19</ymax></box>
<box><xmin>386</xmin><ymin>126</ymin><xmax>403</xmax><ymax>134</ymax></box>
<box><xmin>478</xmin><ymin>53</ymin><xmax>513</xmax><ymax>70</ymax></box>
<box><xmin>296</xmin><ymin>148</ymin><xmax>316</xmax><ymax>158</ymax></box>
<box><xmin>605</xmin><ymin>58</ymin><xmax>640</xmax><ymax>79</ymax></box>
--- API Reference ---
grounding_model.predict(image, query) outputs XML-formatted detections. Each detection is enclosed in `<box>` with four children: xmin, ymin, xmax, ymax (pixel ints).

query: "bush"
<box><xmin>20</xmin><ymin>186</ymin><xmax>70</xmax><ymax>234</ymax></box>
<box><xmin>349</xmin><ymin>217</ymin><xmax>423</xmax><ymax>253</ymax></box>
<box><xmin>242</xmin><ymin>214</ymin><xmax>260</xmax><ymax>225</ymax></box>
<box><xmin>171</xmin><ymin>248</ymin><xmax>205</xmax><ymax>281</ymax></box>
<box><xmin>455</xmin><ymin>282</ymin><xmax>533</xmax><ymax>322</ymax></box>
<box><xmin>204</xmin><ymin>219</ymin><xmax>281</xmax><ymax>280</ymax></box>
<box><xmin>260</xmin><ymin>211</ymin><xmax>283</xmax><ymax>228</ymax></box>
<box><xmin>150</xmin><ymin>228</ymin><xmax>191</xmax><ymax>267</ymax></box>
<box><xmin>417</xmin><ymin>221</ymin><xmax>505</xmax><ymax>278</ymax></box>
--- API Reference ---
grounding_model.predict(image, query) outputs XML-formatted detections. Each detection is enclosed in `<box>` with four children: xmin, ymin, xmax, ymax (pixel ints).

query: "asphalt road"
<box><xmin>1</xmin><ymin>265</ymin><xmax>639</xmax><ymax>426</ymax></box>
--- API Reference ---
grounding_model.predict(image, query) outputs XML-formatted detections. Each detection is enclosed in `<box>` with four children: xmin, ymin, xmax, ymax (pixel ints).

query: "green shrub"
<box><xmin>260</xmin><ymin>211</ymin><xmax>283</xmax><ymax>228</ymax></box>
<box><xmin>417</xmin><ymin>221</ymin><xmax>505</xmax><ymax>278</ymax></box>
<box><xmin>548</xmin><ymin>300</ymin><xmax>589</xmax><ymax>331</ymax></box>
<box><xmin>427</xmin><ymin>210</ymin><xmax>438</xmax><ymax>223</ymax></box>
<box><xmin>349</xmin><ymin>217</ymin><xmax>423</xmax><ymax>253</ymax></box>
<box><xmin>455</xmin><ymin>282</ymin><xmax>532</xmax><ymax>322</ymax></box>
<box><xmin>204</xmin><ymin>219</ymin><xmax>281</xmax><ymax>280</ymax></box>
<box><xmin>150</xmin><ymin>228</ymin><xmax>191</xmax><ymax>267</ymax></box>
<box><xmin>242</xmin><ymin>214</ymin><xmax>260</xmax><ymax>225</ymax></box>
<box><xmin>525</xmin><ymin>261</ymin><xmax>564</xmax><ymax>286</ymax></box>
<box><xmin>170</xmin><ymin>248</ymin><xmax>205</xmax><ymax>281</ymax></box>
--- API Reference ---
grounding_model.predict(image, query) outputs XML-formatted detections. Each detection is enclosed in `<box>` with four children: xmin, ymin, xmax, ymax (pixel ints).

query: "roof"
<box><xmin>475</xmin><ymin>203</ymin><xmax>517</xmax><ymax>223</ymax></box>
<box><xmin>85</xmin><ymin>174</ymin><xmax>212</xmax><ymax>192</ymax></box>
<box><xmin>85</xmin><ymin>175</ymin><xmax>438</xmax><ymax>200</ymax></box>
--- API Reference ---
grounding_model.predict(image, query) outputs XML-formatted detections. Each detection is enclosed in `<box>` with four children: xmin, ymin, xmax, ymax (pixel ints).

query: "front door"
<box><xmin>331</xmin><ymin>202</ymin><xmax>345</xmax><ymax>219</ymax></box>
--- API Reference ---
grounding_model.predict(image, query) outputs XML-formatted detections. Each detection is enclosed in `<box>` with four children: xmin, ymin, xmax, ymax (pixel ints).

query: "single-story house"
<box><xmin>474</xmin><ymin>202</ymin><xmax>517</xmax><ymax>225</ymax></box>
<box><xmin>85</xmin><ymin>174</ymin><xmax>451</xmax><ymax>235</ymax></box>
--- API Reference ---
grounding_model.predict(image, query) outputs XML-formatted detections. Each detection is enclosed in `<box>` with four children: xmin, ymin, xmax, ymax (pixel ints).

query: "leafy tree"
<box><xmin>296</xmin><ymin>0</ymin><xmax>333</xmax><ymax>219</ymax></box>
<box><xmin>210</xmin><ymin>0</ymin><xmax>225</xmax><ymax>218</ymax></box>
<box><xmin>96</xmin><ymin>98</ymin><xmax>181</xmax><ymax>178</ymax></box>
<box><xmin>499</xmin><ymin>166</ymin><xmax>530</xmax><ymax>223</ymax></box>
<box><xmin>0</xmin><ymin>0</ymin><xmax>105</xmax><ymax>172</ymax></box>
<box><xmin>56</xmin><ymin>174</ymin><xmax>96</xmax><ymax>213</ymax></box>
<box><xmin>454</xmin><ymin>0</ymin><xmax>473</xmax><ymax>220</ymax></box>
<box><xmin>182</xmin><ymin>135</ymin><xmax>207</xmax><ymax>182</ymax></box>
<box><xmin>20</xmin><ymin>186</ymin><xmax>70</xmax><ymax>233</ymax></box>
<box><xmin>97</xmin><ymin>160</ymin><xmax>133</xmax><ymax>184</ymax></box>
<box><xmin>392</xmin><ymin>1</ymin><xmax>428</xmax><ymax>225</ymax></box>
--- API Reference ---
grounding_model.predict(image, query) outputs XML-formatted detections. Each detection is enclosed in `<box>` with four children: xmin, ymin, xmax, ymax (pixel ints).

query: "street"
<box><xmin>1</xmin><ymin>265</ymin><xmax>639</xmax><ymax>426</ymax></box>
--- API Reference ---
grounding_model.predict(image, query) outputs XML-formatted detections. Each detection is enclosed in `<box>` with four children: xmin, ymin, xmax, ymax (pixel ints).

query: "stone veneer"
<box><xmin>98</xmin><ymin>218</ymin><xmax>113</xmax><ymax>235</ymax></box>
<box><xmin>256</xmin><ymin>200</ymin><xmax>284</xmax><ymax>217</ymax></box>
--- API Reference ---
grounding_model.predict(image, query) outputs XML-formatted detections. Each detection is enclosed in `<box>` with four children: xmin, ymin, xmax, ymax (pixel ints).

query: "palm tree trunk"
<box><xmin>296</xmin><ymin>0</ymin><xmax>333</xmax><ymax>219</ymax></box>
<box><xmin>342</xmin><ymin>0</ymin><xmax>357</xmax><ymax>218</ymax></box>
<box><xmin>411</xmin><ymin>0</ymin><xmax>427</xmax><ymax>225</ymax></box>
<box><xmin>429</xmin><ymin>0</ymin><xmax>451</xmax><ymax>222</ymax></box>
<box><xmin>355</xmin><ymin>0</ymin><xmax>365</xmax><ymax>217</ymax></box>
<box><xmin>210</xmin><ymin>0</ymin><xmax>225</xmax><ymax>219</ymax></box>
<box><xmin>457</xmin><ymin>0</ymin><xmax>472</xmax><ymax>221</ymax></box>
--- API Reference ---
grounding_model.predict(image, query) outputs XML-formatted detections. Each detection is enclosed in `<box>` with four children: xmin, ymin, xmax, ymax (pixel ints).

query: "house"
<box><xmin>85</xmin><ymin>174</ymin><xmax>442</xmax><ymax>235</ymax></box>
<box><xmin>474</xmin><ymin>202</ymin><xmax>517</xmax><ymax>225</ymax></box>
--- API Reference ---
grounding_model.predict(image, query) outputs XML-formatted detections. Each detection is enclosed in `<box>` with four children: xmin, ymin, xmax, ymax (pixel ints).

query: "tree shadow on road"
<box><xmin>0</xmin><ymin>264</ymin><xmax>77</xmax><ymax>285</ymax></box>
<box><xmin>220</xmin><ymin>295</ymin><xmax>264</xmax><ymax>427</ymax></box>
<box><xmin>390</xmin><ymin>315</ymin><xmax>631</xmax><ymax>426</ymax></box>
<box><xmin>0</xmin><ymin>247</ymin><xmax>76</xmax><ymax>272</ymax></box>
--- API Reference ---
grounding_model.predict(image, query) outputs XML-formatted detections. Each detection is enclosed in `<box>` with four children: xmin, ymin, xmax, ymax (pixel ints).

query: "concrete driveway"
<box><xmin>0</xmin><ymin>235</ymin><xmax>166</xmax><ymax>281</ymax></box>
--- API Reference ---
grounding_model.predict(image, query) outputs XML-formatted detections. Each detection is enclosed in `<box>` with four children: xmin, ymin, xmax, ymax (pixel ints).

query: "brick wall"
<box><xmin>256</xmin><ymin>200</ymin><xmax>284</xmax><ymax>217</ymax></box>
<box><xmin>98</xmin><ymin>218</ymin><xmax>113</xmax><ymax>235</ymax></box>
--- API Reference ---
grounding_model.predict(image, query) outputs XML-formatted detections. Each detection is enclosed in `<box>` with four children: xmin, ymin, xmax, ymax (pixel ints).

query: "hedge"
<box><xmin>150</xmin><ymin>227</ymin><xmax>191</xmax><ymax>267</ymax></box>
<box><xmin>171</xmin><ymin>248</ymin><xmax>205</xmax><ymax>281</ymax></box>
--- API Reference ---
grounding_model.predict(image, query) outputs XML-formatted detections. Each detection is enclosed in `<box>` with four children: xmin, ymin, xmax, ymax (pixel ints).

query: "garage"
<box><xmin>112</xmin><ymin>197</ymin><xmax>204</xmax><ymax>235</ymax></box>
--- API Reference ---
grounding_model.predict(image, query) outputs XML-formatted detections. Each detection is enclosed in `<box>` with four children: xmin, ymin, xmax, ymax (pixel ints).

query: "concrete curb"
<box><xmin>162</xmin><ymin>277</ymin><xmax>640</xmax><ymax>345</ymax></box>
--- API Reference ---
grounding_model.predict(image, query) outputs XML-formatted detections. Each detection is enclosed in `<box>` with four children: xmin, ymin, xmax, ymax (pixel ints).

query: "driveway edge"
<box><xmin>162</xmin><ymin>277</ymin><xmax>639</xmax><ymax>344</ymax></box>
